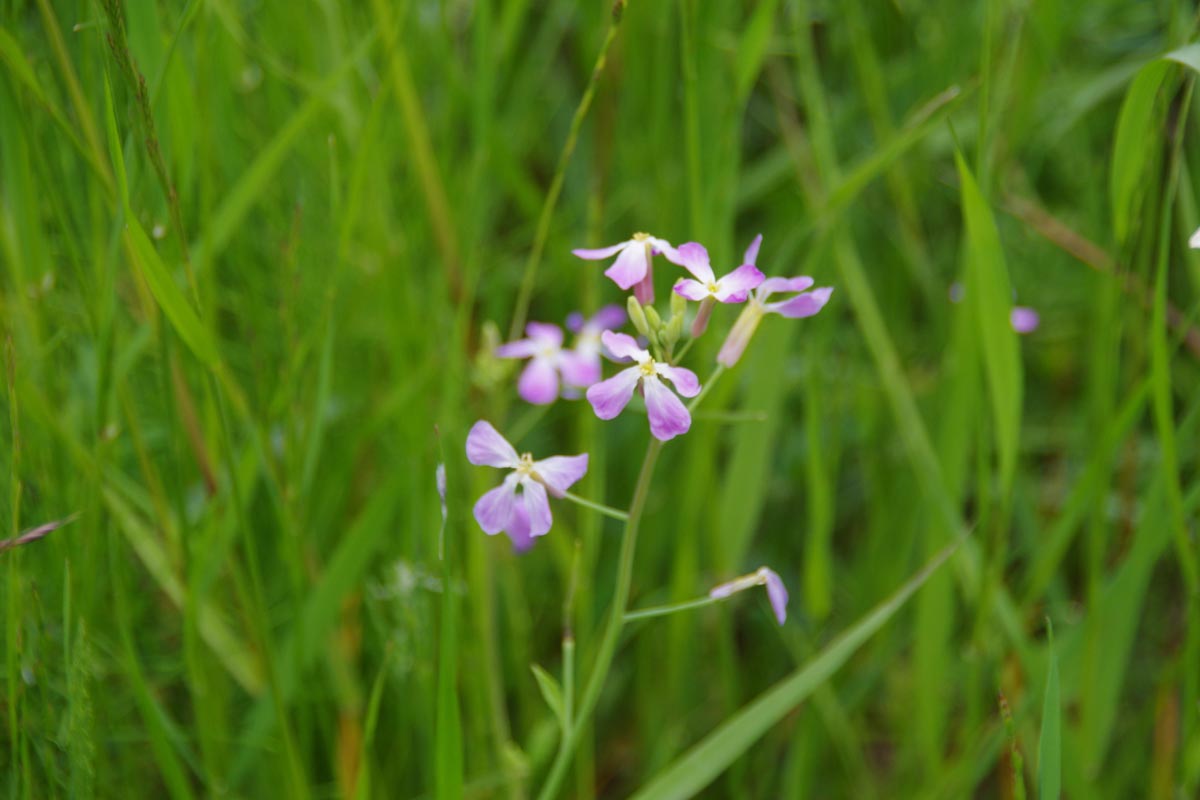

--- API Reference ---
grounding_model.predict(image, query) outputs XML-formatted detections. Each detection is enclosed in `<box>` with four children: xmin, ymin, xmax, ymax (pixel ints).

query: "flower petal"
<box><xmin>648</xmin><ymin>236</ymin><xmax>678</xmax><ymax>261</ymax></box>
<box><xmin>743</xmin><ymin>233</ymin><xmax>763</xmax><ymax>266</ymax></box>
<box><xmin>1010</xmin><ymin>306</ymin><xmax>1039</xmax><ymax>334</ymax></box>
<box><xmin>522</xmin><ymin>478</ymin><xmax>553</xmax><ymax>537</ymax></box>
<box><xmin>533</xmin><ymin>454</ymin><xmax>589</xmax><ymax>495</ymax></box>
<box><xmin>466</xmin><ymin>420</ymin><xmax>519</xmax><ymax>467</ymax></box>
<box><xmin>673</xmin><ymin>279</ymin><xmax>709</xmax><ymax>301</ymax></box>
<box><xmin>586</xmin><ymin>366</ymin><xmax>641</xmax><ymax>420</ymax></box>
<box><xmin>572</xmin><ymin>242</ymin><xmax>627</xmax><ymax>260</ymax></box>
<box><xmin>762</xmin><ymin>568</ymin><xmax>789</xmax><ymax>625</ymax></box>
<box><xmin>566</xmin><ymin>311</ymin><xmax>585</xmax><ymax>333</ymax></box>
<box><xmin>717</xmin><ymin>306</ymin><xmax>764</xmax><ymax>368</ymax></box>
<box><xmin>767</xmin><ymin>286</ymin><xmax>833</xmax><ymax>318</ymax></box>
<box><xmin>525</xmin><ymin>322</ymin><xmax>564</xmax><ymax>346</ymax></box>
<box><xmin>714</xmin><ymin>264</ymin><xmax>765</xmax><ymax>303</ymax></box>
<box><xmin>643</xmin><ymin>377</ymin><xmax>691</xmax><ymax>441</ymax></box>
<box><xmin>518</xmin><ymin>357</ymin><xmax>560</xmax><ymax>405</ymax></box>
<box><xmin>758</xmin><ymin>275</ymin><xmax>814</xmax><ymax>299</ymax></box>
<box><xmin>504</xmin><ymin>502</ymin><xmax>536</xmax><ymax>552</ymax></box>
<box><xmin>559</xmin><ymin>349</ymin><xmax>600</xmax><ymax>388</ymax></box>
<box><xmin>668</xmin><ymin>242</ymin><xmax>715</xmax><ymax>283</ymax></box>
<box><xmin>656</xmin><ymin>364</ymin><xmax>700</xmax><ymax>397</ymax></box>
<box><xmin>603</xmin><ymin>244</ymin><xmax>648</xmax><ymax>290</ymax></box>
<box><xmin>473</xmin><ymin>475</ymin><xmax>518</xmax><ymax>534</ymax></box>
<box><xmin>600</xmin><ymin>330</ymin><xmax>647</xmax><ymax>362</ymax></box>
<box><xmin>588</xmin><ymin>304</ymin><xmax>627</xmax><ymax>332</ymax></box>
<box><xmin>495</xmin><ymin>338</ymin><xmax>540</xmax><ymax>358</ymax></box>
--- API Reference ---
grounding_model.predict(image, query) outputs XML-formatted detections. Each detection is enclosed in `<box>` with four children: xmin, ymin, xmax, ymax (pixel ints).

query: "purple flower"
<box><xmin>585</xmin><ymin>331</ymin><xmax>700</xmax><ymax>441</ymax></box>
<box><xmin>573</xmin><ymin>233</ymin><xmax>677</xmax><ymax>304</ymax></box>
<box><xmin>566</xmin><ymin>304</ymin><xmax>628</xmax><ymax>386</ymax></box>
<box><xmin>717</xmin><ymin>276</ymin><xmax>833</xmax><ymax>367</ymax></box>
<box><xmin>1010</xmin><ymin>306</ymin><xmax>1039</xmax><ymax>334</ymax></box>
<box><xmin>710</xmin><ymin>566</ymin><xmax>789</xmax><ymax>625</ymax></box>
<box><xmin>497</xmin><ymin>322</ymin><xmax>597</xmax><ymax>405</ymax></box>
<box><xmin>466</xmin><ymin>420</ymin><xmax>588</xmax><ymax>547</ymax></box>
<box><xmin>671</xmin><ymin>242</ymin><xmax>765</xmax><ymax>304</ymax></box>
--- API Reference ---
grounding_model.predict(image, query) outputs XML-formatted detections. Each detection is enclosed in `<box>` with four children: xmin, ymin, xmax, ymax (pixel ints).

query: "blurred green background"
<box><xmin>2</xmin><ymin>0</ymin><xmax>1200</xmax><ymax>797</ymax></box>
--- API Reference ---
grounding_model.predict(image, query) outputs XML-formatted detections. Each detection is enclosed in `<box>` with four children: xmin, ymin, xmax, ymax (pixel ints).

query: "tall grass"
<box><xmin>2</xmin><ymin>1</ymin><xmax>1199</xmax><ymax>797</ymax></box>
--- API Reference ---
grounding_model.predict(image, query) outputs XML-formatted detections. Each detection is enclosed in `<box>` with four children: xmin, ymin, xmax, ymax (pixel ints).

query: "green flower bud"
<box><xmin>643</xmin><ymin>304</ymin><xmax>663</xmax><ymax>333</ymax></box>
<box><xmin>627</xmin><ymin>296</ymin><xmax>650</xmax><ymax>337</ymax></box>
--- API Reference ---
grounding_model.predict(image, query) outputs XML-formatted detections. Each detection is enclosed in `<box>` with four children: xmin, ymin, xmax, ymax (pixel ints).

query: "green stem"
<box><xmin>624</xmin><ymin>595</ymin><xmax>719</xmax><ymax>622</ymax></box>
<box><xmin>560</xmin><ymin>491</ymin><xmax>629</xmax><ymax>522</ymax></box>
<box><xmin>688</xmin><ymin>364</ymin><xmax>726</xmax><ymax>411</ymax></box>
<box><xmin>536</xmin><ymin>438</ymin><xmax>662</xmax><ymax>800</ymax></box>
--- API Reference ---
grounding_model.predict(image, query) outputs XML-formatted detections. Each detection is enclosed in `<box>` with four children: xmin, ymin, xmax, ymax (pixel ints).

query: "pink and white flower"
<box><xmin>497</xmin><ymin>322</ymin><xmax>596</xmax><ymax>405</ymax></box>
<box><xmin>670</xmin><ymin>241</ymin><xmax>765</xmax><ymax>336</ymax></box>
<box><xmin>466</xmin><ymin>421</ymin><xmax>588</xmax><ymax>547</ymax></box>
<box><xmin>566</xmin><ymin>304</ymin><xmax>628</xmax><ymax>385</ymax></box>
<box><xmin>573</xmin><ymin>232</ymin><xmax>677</xmax><ymax>304</ymax></box>
<box><xmin>710</xmin><ymin>566</ymin><xmax>790</xmax><ymax>625</ymax></box>
<box><xmin>585</xmin><ymin>331</ymin><xmax>701</xmax><ymax>442</ymax></box>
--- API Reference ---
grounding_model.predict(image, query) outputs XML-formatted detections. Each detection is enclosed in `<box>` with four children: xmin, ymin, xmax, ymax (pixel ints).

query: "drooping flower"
<box><xmin>566</xmin><ymin>304</ymin><xmax>628</xmax><ymax>385</ymax></box>
<box><xmin>670</xmin><ymin>242</ymin><xmax>765</xmax><ymax>336</ymax></box>
<box><xmin>717</xmin><ymin>277</ymin><xmax>833</xmax><ymax>367</ymax></box>
<box><xmin>585</xmin><ymin>331</ymin><xmax>700</xmax><ymax>441</ymax></box>
<box><xmin>1010</xmin><ymin>306</ymin><xmax>1040</xmax><ymax>334</ymax></box>
<box><xmin>710</xmin><ymin>566</ymin><xmax>790</xmax><ymax>625</ymax></box>
<box><xmin>466</xmin><ymin>421</ymin><xmax>588</xmax><ymax>547</ymax></box>
<box><xmin>496</xmin><ymin>322</ymin><xmax>596</xmax><ymax>405</ymax></box>
<box><xmin>573</xmin><ymin>233</ymin><xmax>677</xmax><ymax>304</ymax></box>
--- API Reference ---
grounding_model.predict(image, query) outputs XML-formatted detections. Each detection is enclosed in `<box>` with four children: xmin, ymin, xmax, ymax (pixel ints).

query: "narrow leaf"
<box><xmin>1038</xmin><ymin>621</ymin><xmax>1061</xmax><ymax>800</ymax></box>
<box><xmin>531</xmin><ymin>664</ymin><xmax>566</xmax><ymax>729</ymax></box>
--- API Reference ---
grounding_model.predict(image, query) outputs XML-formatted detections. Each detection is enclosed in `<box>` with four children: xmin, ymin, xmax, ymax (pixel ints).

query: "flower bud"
<box><xmin>643</xmin><ymin>304</ymin><xmax>663</xmax><ymax>333</ymax></box>
<box><xmin>664</xmin><ymin>313</ymin><xmax>684</xmax><ymax>349</ymax></box>
<box><xmin>670</xmin><ymin>288</ymin><xmax>687</xmax><ymax>317</ymax></box>
<box><xmin>627</xmin><ymin>296</ymin><xmax>650</xmax><ymax>338</ymax></box>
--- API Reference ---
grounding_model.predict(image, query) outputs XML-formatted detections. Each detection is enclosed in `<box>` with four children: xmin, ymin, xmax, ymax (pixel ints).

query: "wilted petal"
<box><xmin>525</xmin><ymin>322</ymin><xmax>564</xmax><ymax>347</ymax></box>
<box><xmin>573</xmin><ymin>242</ymin><xmax>627</xmax><ymax>260</ymax></box>
<box><xmin>743</xmin><ymin>233</ymin><xmax>763</xmax><ymax>266</ymax></box>
<box><xmin>668</xmin><ymin>242</ymin><xmax>715</xmax><ymax>283</ymax></box>
<box><xmin>586</xmin><ymin>367</ymin><xmax>641</xmax><ymax>419</ymax></box>
<box><xmin>473</xmin><ymin>475</ymin><xmax>518</xmax><ymax>534</ymax></box>
<box><xmin>673</xmin><ymin>279</ymin><xmax>709</xmax><ymax>302</ymax></box>
<box><xmin>1010</xmin><ymin>306</ymin><xmax>1039</xmax><ymax>334</ymax></box>
<box><xmin>643</xmin><ymin>377</ymin><xmax>691</xmax><ymax>441</ymax></box>
<box><xmin>466</xmin><ymin>420</ymin><xmax>519</xmax><ymax>468</ymax></box>
<box><xmin>495</xmin><ymin>338</ymin><xmax>540</xmax><ymax>358</ymax></box>
<box><xmin>589</xmin><ymin>304</ymin><xmax>627</xmax><ymax>332</ymax></box>
<box><xmin>559</xmin><ymin>349</ymin><xmax>600</xmax><ymax>387</ymax></box>
<box><xmin>767</xmin><ymin>286</ymin><xmax>833</xmax><ymax>318</ymax></box>
<box><xmin>714</xmin><ymin>264</ymin><xmax>765</xmax><ymax>303</ymax></box>
<box><xmin>761</xmin><ymin>568</ymin><xmax>789</xmax><ymax>625</ymax></box>
<box><xmin>656</xmin><ymin>364</ymin><xmax>700</xmax><ymax>397</ymax></box>
<box><xmin>604</xmin><ymin>244</ymin><xmax>648</xmax><ymax>290</ymax></box>
<box><xmin>600</xmin><ymin>330</ymin><xmax>646</xmax><ymax>362</ymax></box>
<box><xmin>758</xmin><ymin>276</ymin><xmax>814</xmax><ymax>298</ymax></box>
<box><xmin>505</xmin><ymin>502</ymin><xmax>536</xmax><ymax>552</ymax></box>
<box><xmin>522</xmin><ymin>478</ymin><xmax>553</xmax><ymax>537</ymax></box>
<box><xmin>518</xmin><ymin>357</ymin><xmax>560</xmax><ymax>404</ymax></box>
<box><xmin>533</xmin><ymin>454</ymin><xmax>588</xmax><ymax>495</ymax></box>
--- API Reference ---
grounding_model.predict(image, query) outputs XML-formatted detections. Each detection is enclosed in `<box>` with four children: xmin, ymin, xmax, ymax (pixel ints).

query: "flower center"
<box><xmin>516</xmin><ymin>453</ymin><xmax>535</xmax><ymax>475</ymax></box>
<box><xmin>632</xmin><ymin>232</ymin><xmax>650</xmax><ymax>242</ymax></box>
<box><xmin>706</xmin><ymin>280</ymin><xmax>719</xmax><ymax>294</ymax></box>
<box><xmin>639</xmin><ymin>359</ymin><xmax>657</xmax><ymax>377</ymax></box>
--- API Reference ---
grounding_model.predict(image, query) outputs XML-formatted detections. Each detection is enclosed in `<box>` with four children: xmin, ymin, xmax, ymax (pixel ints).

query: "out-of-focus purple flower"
<box><xmin>436</xmin><ymin>463</ymin><xmax>447</xmax><ymax>559</ymax></box>
<box><xmin>669</xmin><ymin>242</ymin><xmax>765</xmax><ymax>336</ymax></box>
<box><xmin>497</xmin><ymin>322</ymin><xmax>596</xmax><ymax>405</ymax></box>
<box><xmin>573</xmin><ymin>233</ymin><xmax>676</xmax><ymax>304</ymax></box>
<box><xmin>466</xmin><ymin>421</ymin><xmax>588</xmax><ymax>547</ymax></box>
<box><xmin>709</xmin><ymin>566</ymin><xmax>789</xmax><ymax>625</ymax></box>
<box><xmin>1190</xmin><ymin>226</ymin><xmax>1200</xmax><ymax>249</ymax></box>
<box><xmin>564</xmin><ymin>304</ymin><xmax>627</xmax><ymax>389</ymax></box>
<box><xmin>1010</xmin><ymin>306</ymin><xmax>1039</xmax><ymax>334</ymax></box>
<box><xmin>585</xmin><ymin>331</ymin><xmax>700</xmax><ymax>441</ymax></box>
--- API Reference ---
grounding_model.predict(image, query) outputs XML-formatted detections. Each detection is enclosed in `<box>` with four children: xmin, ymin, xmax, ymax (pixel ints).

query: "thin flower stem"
<box><xmin>688</xmin><ymin>364</ymin><xmax>726</xmax><ymax>411</ymax></box>
<box><xmin>623</xmin><ymin>595</ymin><xmax>720</xmax><ymax>622</ymax></box>
<box><xmin>671</xmin><ymin>336</ymin><xmax>696</xmax><ymax>363</ymax></box>
<box><xmin>537</xmin><ymin>438</ymin><xmax>662</xmax><ymax>800</ymax></box>
<box><xmin>560</xmin><ymin>491</ymin><xmax>629</xmax><ymax>521</ymax></box>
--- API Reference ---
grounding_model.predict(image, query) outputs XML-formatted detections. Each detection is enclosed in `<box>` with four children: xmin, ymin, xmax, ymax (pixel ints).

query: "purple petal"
<box><xmin>518</xmin><ymin>357</ymin><xmax>560</xmax><ymax>405</ymax></box>
<box><xmin>603</xmin><ymin>244</ymin><xmax>648</xmax><ymax>290</ymax></box>
<box><xmin>600</xmin><ymin>330</ymin><xmax>646</xmax><ymax>362</ymax></box>
<box><xmin>643</xmin><ymin>377</ymin><xmax>691</xmax><ymax>441</ymax></box>
<box><xmin>633</xmin><ymin>269</ymin><xmax>655</xmax><ymax>305</ymax></box>
<box><xmin>504</xmin><ymin>502</ymin><xmax>536</xmax><ymax>552</ymax></box>
<box><xmin>648</xmin><ymin>236</ymin><xmax>677</xmax><ymax>260</ymax></box>
<box><xmin>668</xmin><ymin>242</ymin><xmax>714</xmax><ymax>283</ymax></box>
<box><xmin>743</xmin><ymin>233</ymin><xmax>763</xmax><ymax>266</ymax></box>
<box><xmin>566</xmin><ymin>311</ymin><xmax>585</xmax><ymax>333</ymax></box>
<box><xmin>522</xmin><ymin>479</ymin><xmax>553</xmax><ymax>537</ymax></box>
<box><xmin>767</xmin><ymin>286</ymin><xmax>833</xmax><ymax>318</ymax></box>
<box><xmin>533</xmin><ymin>454</ymin><xmax>589</xmax><ymax>495</ymax></box>
<box><xmin>586</xmin><ymin>367</ymin><xmax>641</xmax><ymax>420</ymax></box>
<box><xmin>525</xmin><ymin>322</ymin><xmax>564</xmax><ymax>347</ymax></box>
<box><xmin>762</xmin><ymin>568</ymin><xmax>789</xmax><ymax>625</ymax></box>
<box><xmin>588</xmin><ymin>304</ymin><xmax>627</xmax><ymax>332</ymax></box>
<box><xmin>573</xmin><ymin>242</ymin><xmax>627</xmax><ymax>260</ymax></box>
<box><xmin>466</xmin><ymin>420</ymin><xmax>519</xmax><ymax>467</ymax></box>
<box><xmin>656</xmin><ymin>364</ymin><xmax>700</xmax><ymax>397</ymax></box>
<box><xmin>1010</xmin><ymin>306</ymin><xmax>1039</xmax><ymax>334</ymax></box>
<box><xmin>495</xmin><ymin>338</ymin><xmax>540</xmax><ymax>358</ymax></box>
<box><xmin>559</xmin><ymin>349</ymin><xmax>600</xmax><ymax>387</ymax></box>
<box><xmin>673</xmin><ymin>279</ymin><xmax>709</xmax><ymax>301</ymax></box>
<box><xmin>715</xmin><ymin>264</ymin><xmax>765</xmax><ymax>303</ymax></box>
<box><xmin>473</xmin><ymin>475</ymin><xmax>518</xmax><ymax>534</ymax></box>
<box><xmin>758</xmin><ymin>276</ymin><xmax>814</xmax><ymax>299</ymax></box>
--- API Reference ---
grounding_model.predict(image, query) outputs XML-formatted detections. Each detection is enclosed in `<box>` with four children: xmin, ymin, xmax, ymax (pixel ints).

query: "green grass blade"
<box><xmin>1038</xmin><ymin>621</ymin><xmax>1061</xmax><ymax>800</ymax></box>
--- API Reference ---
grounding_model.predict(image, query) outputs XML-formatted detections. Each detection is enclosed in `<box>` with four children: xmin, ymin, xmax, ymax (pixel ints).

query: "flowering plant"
<box><xmin>463</xmin><ymin>231</ymin><xmax>831</xmax><ymax>797</ymax></box>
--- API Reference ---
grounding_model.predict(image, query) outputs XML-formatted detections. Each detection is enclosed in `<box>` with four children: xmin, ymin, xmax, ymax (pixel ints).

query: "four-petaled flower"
<box><xmin>573</xmin><ymin>233</ymin><xmax>676</xmax><ymax>304</ymax></box>
<box><xmin>717</xmin><ymin>235</ymin><xmax>833</xmax><ymax>367</ymax></box>
<box><xmin>497</xmin><ymin>322</ymin><xmax>596</xmax><ymax>405</ymax></box>
<box><xmin>710</xmin><ymin>566</ymin><xmax>790</xmax><ymax>625</ymax></box>
<box><xmin>670</xmin><ymin>241</ymin><xmax>765</xmax><ymax>336</ymax></box>
<box><xmin>586</xmin><ymin>331</ymin><xmax>700</xmax><ymax>441</ymax></box>
<box><xmin>467</xmin><ymin>421</ymin><xmax>588</xmax><ymax>547</ymax></box>
<box><xmin>566</xmin><ymin>304</ymin><xmax>628</xmax><ymax>385</ymax></box>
